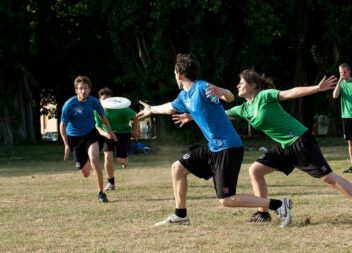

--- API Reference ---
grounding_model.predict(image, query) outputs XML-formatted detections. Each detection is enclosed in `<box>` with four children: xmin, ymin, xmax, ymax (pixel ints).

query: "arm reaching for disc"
<box><xmin>137</xmin><ymin>101</ymin><xmax>177</xmax><ymax>119</ymax></box>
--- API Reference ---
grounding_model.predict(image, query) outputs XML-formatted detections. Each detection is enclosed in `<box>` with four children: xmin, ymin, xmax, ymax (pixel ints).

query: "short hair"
<box><xmin>339</xmin><ymin>63</ymin><xmax>350</xmax><ymax>71</ymax></box>
<box><xmin>98</xmin><ymin>87</ymin><xmax>113</xmax><ymax>97</ymax></box>
<box><xmin>175</xmin><ymin>54</ymin><xmax>200</xmax><ymax>81</ymax></box>
<box><xmin>74</xmin><ymin>75</ymin><xmax>92</xmax><ymax>89</ymax></box>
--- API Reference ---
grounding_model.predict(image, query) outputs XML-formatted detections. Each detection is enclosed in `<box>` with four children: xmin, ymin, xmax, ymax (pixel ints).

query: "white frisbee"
<box><xmin>101</xmin><ymin>97</ymin><xmax>131</xmax><ymax>109</ymax></box>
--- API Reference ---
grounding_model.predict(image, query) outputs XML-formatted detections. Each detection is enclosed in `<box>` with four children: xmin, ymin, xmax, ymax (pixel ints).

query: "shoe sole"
<box><xmin>154</xmin><ymin>220</ymin><xmax>190</xmax><ymax>227</ymax></box>
<box><xmin>280</xmin><ymin>199</ymin><xmax>292</xmax><ymax>228</ymax></box>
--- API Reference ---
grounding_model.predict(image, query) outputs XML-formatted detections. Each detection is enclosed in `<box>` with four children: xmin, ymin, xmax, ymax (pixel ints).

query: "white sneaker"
<box><xmin>154</xmin><ymin>213</ymin><xmax>190</xmax><ymax>227</ymax></box>
<box><xmin>275</xmin><ymin>198</ymin><xmax>292</xmax><ymax>228</ymax></box>
<box><xmin>104</xmin><ymin>183</ymin><xmax>115</xmax><ymax>191</ymax></box>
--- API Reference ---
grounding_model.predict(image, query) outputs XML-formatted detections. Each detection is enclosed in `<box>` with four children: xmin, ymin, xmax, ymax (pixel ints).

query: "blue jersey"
<box><xmin>172</xmin><ymin>80</ymin><xmax>242</xmax><ymax>152</ymax></box>
<box><xmin>61</xmin><ymin>96</ymin><xmax>104</xmax><ymax>136</ymax></box>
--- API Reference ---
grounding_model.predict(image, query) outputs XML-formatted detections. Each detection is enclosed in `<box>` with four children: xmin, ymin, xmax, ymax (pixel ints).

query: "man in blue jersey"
<box><xmin>137</xmin><ymin>54</ymin><xmax>292</xmax><ymax>227</ymax></box>
<box><xmin>60</xmin><ymin>75</ymin><xmax>116</xmax><ymax>203</ymax></box>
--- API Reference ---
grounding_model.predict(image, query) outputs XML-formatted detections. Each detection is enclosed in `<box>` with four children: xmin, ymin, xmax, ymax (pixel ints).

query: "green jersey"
<box><xmin>339</xmin><ymin>79</ymin><xmax>352</xmax><ymax>118</ymax></box>
<box><xmin>226</xmin><ymin>89</ymin><xmax>307</xmax><ymax>148</ymax></box>
<box><xmin>94</xmin><ymin>107</ymin><xmax>136</xmax><ymax>133</ymax></box>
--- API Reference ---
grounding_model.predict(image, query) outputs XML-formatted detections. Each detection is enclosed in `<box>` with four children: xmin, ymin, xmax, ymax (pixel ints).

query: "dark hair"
<box><xmin>74</xmin><ymin>75</ymin><xmax>92</xmax><ymax>89</ymax></box>
<box><xmin>339</xmin><ymin>63</ymin><xmax>350</xmax><ymax>71</ymax></box>
<box><xmin>239</xmin><ymin>69</ymin><xmax>275</xmax><ymax>91</ymax></box>
<box><xmin>98</xmin><ymin>87</ymin><xmax>113</xmax><ymax>97</ymax></box>
<box><xmin>175</xmin><ymin>53</ymin><xmax>200</xmax><ymax>81</ymax></box>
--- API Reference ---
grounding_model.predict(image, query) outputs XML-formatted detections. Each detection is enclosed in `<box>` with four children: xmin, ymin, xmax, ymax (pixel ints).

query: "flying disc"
<box><xmin>101</xmin><ymin>97</ymin><xmax>131</xmax><ymax>109</ymax></box>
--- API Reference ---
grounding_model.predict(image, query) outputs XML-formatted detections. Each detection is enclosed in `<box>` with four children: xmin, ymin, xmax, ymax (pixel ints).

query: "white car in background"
<box><xmin>42</xmin><ymin>132</ymin><xmax>58</xmax><ymax>142</ymax></box>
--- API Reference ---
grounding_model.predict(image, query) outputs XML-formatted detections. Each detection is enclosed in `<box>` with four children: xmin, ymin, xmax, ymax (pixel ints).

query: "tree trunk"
<box><xmin>0</xmin><ymin>69</ymin><xmax>36</xmax><ymax>144</ymax></box>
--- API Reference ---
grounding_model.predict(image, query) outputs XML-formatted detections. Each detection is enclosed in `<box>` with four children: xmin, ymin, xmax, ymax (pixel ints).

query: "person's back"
<box><xmin>172</xmin><ymin>79</ymin><xmax>242</xmax><ymax>151</ymax></box>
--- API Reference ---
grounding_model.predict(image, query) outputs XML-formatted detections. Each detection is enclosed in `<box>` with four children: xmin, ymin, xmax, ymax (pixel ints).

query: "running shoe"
<box><xmin>246</xmin><ymin>211</ymin><xmax>272</xmax><ymax>222</ymax></box>
<box><xmin>343</xmin><ymin>167</ymin><xmax>352</xmax><ymax>173</ymax></box>
<box><xmin>104</xmin><ymin>183</ymin><xmax>116</xmax><ymax>191</ymax></box>
<box><xmin>98</xmin><ymin>192</ymin><xmax>109</xmax><ymax>203</ymax></box>
<box><xmin>275</xmin><ymin>198</ymin><xmax>292</xmax><ymax>228</ymax></box>
<box><xmin>154</xmin><ymin>213</ymin><xmax>190</xmax><ymax>227</ymax></box>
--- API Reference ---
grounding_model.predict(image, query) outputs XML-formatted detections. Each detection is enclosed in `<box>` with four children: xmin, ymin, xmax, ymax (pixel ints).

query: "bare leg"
<box><xmin>348</xmin><ymin>140</ymin><xmax>352</xmax><ymax>166</ymax></box>
<box><xmin>104</xmin><ymin>151</ymin><xmax>114</xmax><ymax>179</ymax></box>
<box><xmin>88</xmin><ymin>142</ymin><xmax>104</xmax><ymax>192</ymax></box>
<box><xmin>117</xmin><ymin>157</ymin><xmax>128</xmax><ymax>167</ymax></box>
<box><xmin>219</xmin><ymin>194</ymin><xmax>270</xmax><ymax>208</ymax></box>
<box><xmin>321</xmin><ymin>172</ymin><xmax>352</xmax><ymax>199</ymax></box>
<box><xmin>248</xmin><ymin>162</ymin><xmax>275</xmax><ymax>212</ymax></box>
<box><xmin>80</xmin><ymin>162</ymin><xmax>91</xmax><ymax>177</ymax></box>
<box><xmin>171</xmin><ymin>161</ymin><xmax>191</xmax><ymax>209</ymax></box>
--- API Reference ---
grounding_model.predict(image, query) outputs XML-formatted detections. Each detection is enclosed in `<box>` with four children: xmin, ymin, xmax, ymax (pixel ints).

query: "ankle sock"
<box><xmin>175</xmin><ymin>208</ymin><xmax>187</xmax><ymax>218</ymax></box>
<box><xmin>269</xmin><ymin>199</ymin><xmax>282</xmax><ymax>210</ymax></box>
<box><xmin>107</xmin><ymin>177</ymin><xmax>115</xmax><ymax>185</ymax></box>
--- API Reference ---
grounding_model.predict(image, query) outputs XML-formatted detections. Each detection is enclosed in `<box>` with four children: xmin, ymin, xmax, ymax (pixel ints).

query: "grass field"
<box><xmin>0</xmin><ymin>137</ymin><xmax>352</xmax><ymax>253</ymax></box>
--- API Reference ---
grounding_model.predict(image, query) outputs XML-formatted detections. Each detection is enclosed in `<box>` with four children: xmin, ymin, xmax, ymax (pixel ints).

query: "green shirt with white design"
<box><xmin>226</xmin><ymin>89</ymin><xmax>307</xmax><ymax>148</ymax></box>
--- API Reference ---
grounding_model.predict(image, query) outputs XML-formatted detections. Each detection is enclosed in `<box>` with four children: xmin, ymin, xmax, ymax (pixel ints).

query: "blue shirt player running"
<box><xmin>137</xmin><ymin>54</ymin><xmax>292</xmax><ymax>227</ymax></box>
<box><xmin>60</xmin><ymin>75</ymin><xmax>116</xmax><ymax>203</ymax></box>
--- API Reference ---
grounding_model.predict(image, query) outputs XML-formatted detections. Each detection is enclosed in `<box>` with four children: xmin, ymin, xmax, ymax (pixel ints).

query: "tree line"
<box><xmin>1</xmin><ymin>0</ymin><xmax>351</xmax><ymax>144</ymax></box>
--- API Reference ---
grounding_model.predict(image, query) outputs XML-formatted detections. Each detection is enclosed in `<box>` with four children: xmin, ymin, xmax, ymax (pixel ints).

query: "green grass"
<box><xmin>0</xmin><ymin>137</ymin><xmax>352</xmax><ymax>252</ymax></box>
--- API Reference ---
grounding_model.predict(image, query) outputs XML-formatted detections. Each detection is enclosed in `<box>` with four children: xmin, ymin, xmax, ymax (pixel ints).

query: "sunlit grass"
<box><xmin>0</xmin><ymin>137</ymin><xmax>351</xmax><ymax>252</ymax></box>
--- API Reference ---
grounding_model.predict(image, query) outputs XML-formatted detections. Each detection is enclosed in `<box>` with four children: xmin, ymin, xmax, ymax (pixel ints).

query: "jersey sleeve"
<box><xmin>226</xmin><ymin>105</ymin><xmax>243</xmax><ymax>119</ymax></box>
<box><xmin>94</xmin><ymin>110</ymin><xmax>103</xmax><ymax>128</ymax></box>
<box><xmin>60</xmin><ymin>102</ymin><xmax>70</xmax><ymax>124</ymax></box>
<box><xmin>171</xmin><ymin>93</ymin><xmax>189</xmax><ymax>113</ymax></box>
<box><xmin>260</xmin><ymin>89</ymin><xmax>280</xmax><ymax>102</ymax></box>
<box><xmin>92</xmin><ymin>97</ymin><xmax>105</xmax><ymax>115</ymax></box>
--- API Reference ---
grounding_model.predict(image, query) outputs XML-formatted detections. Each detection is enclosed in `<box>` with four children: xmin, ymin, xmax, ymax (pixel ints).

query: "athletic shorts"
<box><xmin>256</xmin><ymin>131</ymin><xmax>332</xmax><ymax>178</ymax></box>
<box><xmin>342</xmin><ymin>118</ymin><xmax>352</xmax><ymax>140</ymax></box>
<box><xmin>102</xmin><ymin>133</ymin><xmax>132</xmax><ymax>159</ymax></box>
<box><xmin>178</xmin><ymin>145</ymin><xmax>244</xmax><ymax>199</ymax></box>
<box><xmin>68</xmin><ymin>128</ymin><xmax>100</xmax><ymax>170</ymax></box>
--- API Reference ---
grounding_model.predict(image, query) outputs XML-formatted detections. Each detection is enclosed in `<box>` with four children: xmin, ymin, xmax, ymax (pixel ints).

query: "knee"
<box><xmin>105</xmin><ymin>152</ymin><xmax>113</xmax><ymax>161</ymax></box>
<box><xmin>218</xmin><ymin>197</ymin><xmax>233</xmax><ymax>207</ymax></box>
<box><xmin>249</xmin><ymin>164</ymin><xmax>261</xmax><ymax>178</ymax></box>
<box><xmin>320</xmin><ymin>173</ymin><xmax>334</xmax><ymax>185</ymax></box>
<box><xmin>117</xmin><ymin>158</ymin><xmax>127</xmax><ymax>166</ymax></box>
<box><xmin>81</xmin><ymin>166</ymin><xmax>90</xmax><ymax>177</ymax></box>
<box><xmin>171</xmin><ymin>161</ymin><xmax>185</xmax><ymax>177</ymax></box>
<box><xmin>218</xmin><ymin>198</ymin><xmax>226</xmax><ymax>207</ymax></box>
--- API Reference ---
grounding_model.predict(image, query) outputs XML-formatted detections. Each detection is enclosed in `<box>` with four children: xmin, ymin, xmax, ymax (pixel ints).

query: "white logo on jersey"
<box><xmin>185</xmin><ymin>98</ymin><xmax>191</xmax><ymax>108</ymax></box>
<box><xmin>73</xmin><ymin>106</ymin><xmax>83</xmax><ymax>116</ymax></box>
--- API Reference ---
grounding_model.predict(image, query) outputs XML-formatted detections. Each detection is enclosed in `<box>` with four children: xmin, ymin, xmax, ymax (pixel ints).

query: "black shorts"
<box><xmin>68</xmin><ymin>128</ymin><xmax>100</xmax><ymax>170</ymax></box>
<box><xmin>342</xmin><ymin>118</ymin><xmax>352</xmax><ymax>140</ymax></box>
<box><xmin>179</xmin><ymin>145</ymin><xmax>244</xmax><ymax>199</ymax></box>
<box><xmin>256</xmin><ymin>131</ymin><xmax>332</xmax><ymax>178</ymax></box>
<box><xmin>102</xmin><ymin>133</ymin><xmax>131</xmax><ymax>159</ymax></box>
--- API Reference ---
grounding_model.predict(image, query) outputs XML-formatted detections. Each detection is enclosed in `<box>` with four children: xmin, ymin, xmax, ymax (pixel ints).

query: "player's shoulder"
<box><xmin>64</xmin><ymin>96</ymin><xmax>78</xmax><ymax>106</ymax></box>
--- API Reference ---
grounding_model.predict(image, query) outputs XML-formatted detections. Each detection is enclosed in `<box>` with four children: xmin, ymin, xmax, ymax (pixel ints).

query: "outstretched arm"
<box><xmin>278</xmin><ymin>75</ymin><xmax>337</xmax><ymax>101</ymax></box>
<box><xmin>206</xmin><ymin>83</ymin><xmax>235</xmax><ymax>102</ymax></box>
<box><xmin>136</xmin><ymin>101</ymin><xmax>177</xmax><ymax>119</ymax></box>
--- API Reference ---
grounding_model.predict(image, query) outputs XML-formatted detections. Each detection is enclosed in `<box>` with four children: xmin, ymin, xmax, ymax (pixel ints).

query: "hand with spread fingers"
<box><xmin>172</xmin><ymin>113</ymin><xmax>193</xmax><ymax>127</ymax></box>
<box><xmin>317</xmin><ymin>75</ymin><xmax>338</xmax><ymax>92</ymax></box>
<box><xmin>137</xmin><ymin>100</ymin><xmax>152</xmax><ymax>119</ymax></box>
